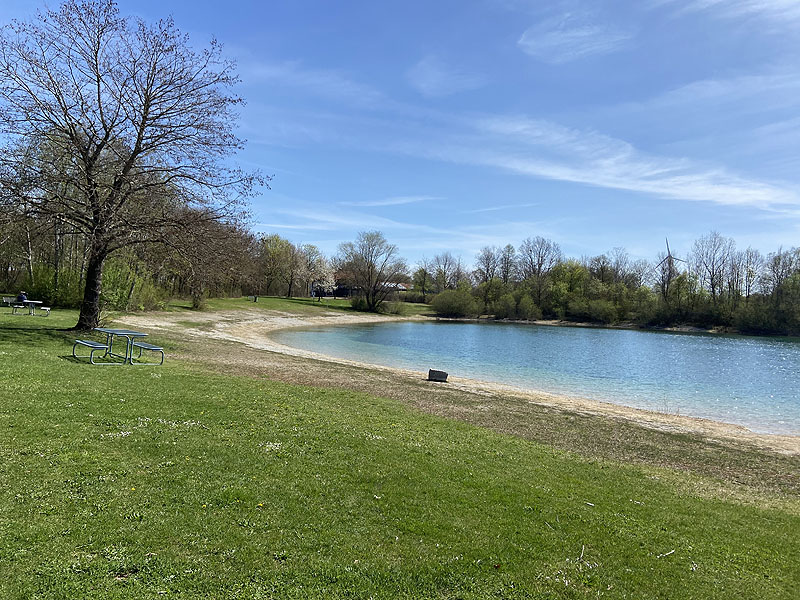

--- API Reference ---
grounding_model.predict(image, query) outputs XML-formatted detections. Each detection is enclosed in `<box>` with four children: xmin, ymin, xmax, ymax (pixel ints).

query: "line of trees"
<box><xmin>5</xmin><ymin>210</ymin><xmax>800</xmax><ymax>336</ymax></box>
<box><xmin>3</xmin><ymin>3</ymin><xmax>798</xmax><ymax>336</ymax></box>
<box><xmin>417</xmin><ymin>232</ymin><xmax>800</xmax><ymax>335</ymax></box>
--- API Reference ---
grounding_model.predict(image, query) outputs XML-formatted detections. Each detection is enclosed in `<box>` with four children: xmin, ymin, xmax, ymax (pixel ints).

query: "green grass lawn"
<box><xmin>0</xmin><ymin>307</ymin><xmax>797</xmax><ymax>598</ymax></box>
<box><xmin>162</xmin><ymin>295</ymin><xmax>434</xmax><ymax>317</ymax></box>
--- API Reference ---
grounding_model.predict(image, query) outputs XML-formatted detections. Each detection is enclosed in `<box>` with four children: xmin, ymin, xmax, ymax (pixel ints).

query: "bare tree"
<box><xmin>518</xmin><ymin>236</ymin><xmax>562</xmax><ymax>305</ymax></box>
<box><xmin>413</xmin><ymin>257</ymin><xmax>433</xmax><ymax>302</ymax></box>
<box><xmin>609</xmin><ymin>247</ymin><xmax>631</xmax><ymax>284</ymax></box>
<box><xmin>499</xmin><ymin>244</ymin><xmax>517</xmax><ymax>285</ymax></box>
<box><xmin>431</xmin><ymin>252</ymin><xmax>460</xmax><ymax>292</ymax></box>
<box><xmin>473</xmin><ymin>246</ymin><xmax>499</xmax><ymax>284</ymax></box>
<box><xmin>627</xmin><ymin>259</ymin><xmax>650</xmax><ymax>289</ymax></box>
<box><xmin>0</xmin><ymin>1</ymin><xmax>260</xmax><ymax>328</ymax></box>
<box><xmin>761</xmin><ymin>248</ymin><xmax>797</xmax><ymax>301</ymax></box>
<box><xmin>336</xmin><ymin>231</ymin><xmax>407</xmax><ymax>312</ymax></box>
<box><xmin>742</xmin><ymin>247</ymin><xmax>763</xmax><ymax>302</ymax></box>
<box><xmin>691</xmin><ymin>231</ymin><xmax>734</xmax><ymax>304</ymax></box>
<box><xmin>589</xmin><ymin>254</ymin><xmax>612</xmax><ymax>284</ymax></box>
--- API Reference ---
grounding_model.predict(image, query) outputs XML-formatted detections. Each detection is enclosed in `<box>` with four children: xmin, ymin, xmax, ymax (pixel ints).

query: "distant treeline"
<box><xmin>415</xmin><ymin>233</ymin><xmax>800</xmax><ymax>336</ymax></box>
<box><xmin>2</xmin><ymin>216</ymin><xmax>799</xmax><ymax>335</ymax></box>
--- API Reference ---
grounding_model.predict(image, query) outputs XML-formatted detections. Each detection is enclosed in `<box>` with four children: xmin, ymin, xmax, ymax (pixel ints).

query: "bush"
<box><xmin>492</xmin><ymin>293</ymin><xmax>517</xmax><ymax>319</ymax></box>
<box><xmin>431</xmin><ymin>290</ymin><xmax>479</xmax><ymax>318</ymax></box>
<box><xmin>517</xmin><ymin>295</ymin><xmax>542</xmax><ymax>321</ymax></box>
<box><xmin>349</xmin><ymin>295</ymin><xmax>369</xmax><ymax>311</ymax></box>
<box><xmin>588</xmin><ymin>299</ymin><xmax>617</xmax><ymax>324</ymax></box>
<box><xmin>382</xmin><ymin>301</ymin><xmax>405</xmax><ymax>315</ymax></box>
<box><xmin>567</xmin><ymin>299</ymin><xmax>589</xmax><ymax>321</ymax></box>
<box><xmin>403</xmin><ymin>291</ymin><xmax>427</xmax><ymax>304</ymax></box>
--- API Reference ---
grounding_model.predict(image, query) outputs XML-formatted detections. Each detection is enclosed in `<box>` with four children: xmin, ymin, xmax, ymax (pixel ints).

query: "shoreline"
<box><xmin>118</xmin><ymin>308</ymin><xmax>800</xmax><ymax>455</ymax></box>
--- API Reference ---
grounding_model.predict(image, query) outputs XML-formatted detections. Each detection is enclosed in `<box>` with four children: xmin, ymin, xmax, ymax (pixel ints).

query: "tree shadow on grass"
<box><xmin>0</xmin><ymin>325</ymin><xmax>75</xmax><ymax>345</ymax></box>
<box><xmin>57</xmin><ymin>354</ymin><xmax>125</xmax><ymax>365</ymax></box>
<box><xmin>58</xmin><ymin>355</ymin><xmax>84</xmax><ymax>364</ymax></box>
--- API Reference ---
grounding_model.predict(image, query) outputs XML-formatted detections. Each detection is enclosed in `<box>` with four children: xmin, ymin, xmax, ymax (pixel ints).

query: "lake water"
<box><xmin>272</xmin><ymin>321</ymin><xmax>800</xmax><ymax>435</ymax></box>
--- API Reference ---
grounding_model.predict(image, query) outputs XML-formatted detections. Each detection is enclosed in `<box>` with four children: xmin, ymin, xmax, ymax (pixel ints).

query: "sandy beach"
<box><xmin>117</xmin><ymin>307</ymin><xmax>800</xmax><ymax>456</ymax></box>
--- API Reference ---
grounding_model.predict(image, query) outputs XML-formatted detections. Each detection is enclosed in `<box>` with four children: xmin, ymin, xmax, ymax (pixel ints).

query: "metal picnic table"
<box><xmin>94</xmin><ymin>328</ymin><xmax>149</xmax><ymax>365</ymax></box>
<box><xmin>23</xmin><ymin>300</ymin><xmax>43</xmax><ymax>315</ymax></box>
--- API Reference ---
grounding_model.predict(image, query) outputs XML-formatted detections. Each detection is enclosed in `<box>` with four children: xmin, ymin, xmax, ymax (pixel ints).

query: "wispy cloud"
<box><xmin>459</xmin><ymin>115</ymin><xmax>799</xmax><ymax>210</ymax></box>
<box><xmin>340</xmin><ymin>195</ymin><xmax>441</xmax><ymax>207</ymax></box>
<box><xmin>464</xmin><ymin>202</ymin><xmax>538</xmax><ymax>213</ymax></box>
<box><xmin>622</xmin><ymin>70</ymin><xmax>800</xmax><ymax>115</ymax></box>
<box><xmin>406</xmin><ymin>56</ymin><xmax>486</xmax><ymax>97</ymax></box>
<box><xmin>517</xmin><ymin>13</ymin><xmax>634</xmax><ymax>63</ymax></box>
<box><xmin>593</xmin><ymin>69</ymin><xmax>800</xmax><ymax>172</ymax></box>
<box><xmin>241</xmin><ymin>60</ymin><xmax>387</xmax><ymax>108</ymax></box>
<box><xmin>248</xmin><ymin>102</ymin><xmax>800</xmax><ymax>213</ymax></box>
<box><xmin>651</xmin><ymin>0</ymin><xmax>800</xmax><ymax>26</ymax></box>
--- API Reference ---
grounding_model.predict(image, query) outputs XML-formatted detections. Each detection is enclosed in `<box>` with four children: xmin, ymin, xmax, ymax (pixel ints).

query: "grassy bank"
<box><xmin>1</xmin><ymin>306</ymin><xmax>798</xmax><ymax>598</ymax></box>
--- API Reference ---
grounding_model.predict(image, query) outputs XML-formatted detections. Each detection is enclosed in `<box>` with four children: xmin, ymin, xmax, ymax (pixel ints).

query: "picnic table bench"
<box><xmin>72</xmin><ymin>339</ymin><xmax>114</xmax><ymax>365</ymax></box>
<box><xmin>131</xmin><ymin>341</ymin><xmax>165</xmax><ymax>365</ymax></box>
<box><xmin>71</xmin><ymin>328</ymin><xmax>165</xmax><ymax>365</ymax></box>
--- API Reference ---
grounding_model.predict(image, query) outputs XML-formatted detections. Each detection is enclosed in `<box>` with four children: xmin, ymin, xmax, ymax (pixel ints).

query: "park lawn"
<box><xmin>0</xmin><ymin>309</ymin><xmax>798</xmax><ymax>599</ymax></box>
<box><xmin>162</xmin><ymin>295</ymin><xmax>435</xmax><ymax>317</ymax></box>
<box><xmin>152</xmin><ymin>295</ymin><xmax>360</xmax><ymax>315</ymax></box>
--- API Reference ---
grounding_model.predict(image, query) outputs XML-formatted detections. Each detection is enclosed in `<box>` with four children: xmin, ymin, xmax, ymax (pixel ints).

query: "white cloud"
<box><xmin>248</xmin><ymin>103</ymin><xmax>800</xmax><ymax>212</ymax></box>
<box><xmin>458</xmin><ymin>115</ymin><xmax>799</xmax><ymax>210</ymax></box>
<box><xmin>340</xmin><ymin>195</ymin><xmax>442</xmax><ymax>207</ymax></box>
<box><xmin>517</xmin><ymin>13</ymin><xmax>634</xmax><ymax>63</ymax></box>
<box><xmin>651</xmin><ymin>0</ymin><xmax>800</xmax><ymax>26</ymax></box>
<box><xmin>463</xmin><ymin>202</ymin><xmax>539</xmax><ymax>213</ymax></box>
<box><xmin>406</xmin><ymin>56</ymin><xmax>486</xmax><ymax>97</ymax></box>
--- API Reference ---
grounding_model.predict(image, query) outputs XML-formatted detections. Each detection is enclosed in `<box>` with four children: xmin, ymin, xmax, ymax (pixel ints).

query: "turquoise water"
<box><xmin>272</xmin><ymin>321</ymin><xmax>800</xmax><ymax>435</ymax></box>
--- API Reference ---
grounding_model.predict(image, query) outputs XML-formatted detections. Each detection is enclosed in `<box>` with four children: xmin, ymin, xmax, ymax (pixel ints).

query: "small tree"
<box><xmin>336</xmin><ymin>231</ymin><xmax>407</xmax><ymax>312</ymax></box>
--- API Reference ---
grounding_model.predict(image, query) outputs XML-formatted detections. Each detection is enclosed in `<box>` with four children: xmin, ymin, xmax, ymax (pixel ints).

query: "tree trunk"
<box><xmin>24</xmin><ymin>225</ymin><xmax>34</xmax><ymax>285</ymax></box>
<box><xmin>125</xmin><ymin>262</ymin><xmax>140</xmax><ymax>310</ymax></box>
<box><xmin>74</xmin><ymin>244</ymin><xmax>107</xmax><ymax>330</ymax></box>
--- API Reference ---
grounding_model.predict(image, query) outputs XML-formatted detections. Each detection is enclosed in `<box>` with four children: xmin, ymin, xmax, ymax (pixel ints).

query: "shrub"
<box><xmin>431</xmin><ymin>290</ymin><xmax>479</xmax><ymax>318</ymax></box>
<box><xmin>588</xmin><ymin>299</ymin><xmax>617</xmax><ymax>324</ymax></box>
<box><xmin>403</xmin><ymin>291</ymin><xmax>427</xmax><ymax>304</ymax></box>
<box><xmin>350</xmin><ymin>295</ymin><xmax>369</xmax><ymax>311</ymax></box>
<box><xmin>382</xmin><ymin>301</ymin><xmax>406</xmax><ymax>315</ymax></box>
<box><xmin>492</xmin><ymin>293</ymin><xmax>517</xmax><ymax>319</ymax></box>
<box><xmin>517</xmin><ymin>295</ymin><xmax>542</xmax><ymax>321</ymax></box>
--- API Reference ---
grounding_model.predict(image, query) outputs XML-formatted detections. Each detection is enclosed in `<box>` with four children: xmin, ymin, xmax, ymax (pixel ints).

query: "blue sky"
<box><xmin>3</xmin><ymin>0</ymin><xmax>800</xmax><ymax>265</ymax></box>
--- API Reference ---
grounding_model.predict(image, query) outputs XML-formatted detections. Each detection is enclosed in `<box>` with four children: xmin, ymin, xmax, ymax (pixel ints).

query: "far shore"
<box><xmin>438</xmin><ymin>314</ymin><xmax>772</xmax><ymax>337</ymax></box>
<box><xmin>118</xmin><ymin>307</ymin><xmax>800</xmax><ymax>456</ymax></box>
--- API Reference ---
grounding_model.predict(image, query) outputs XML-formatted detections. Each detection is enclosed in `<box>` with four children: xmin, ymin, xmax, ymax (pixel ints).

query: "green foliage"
<box><xmin>101</xmin><ymin>256</ymin><xmax>166</xmax><ymax>311</ymax></box>
<box><xmin>517</xmin><ymin>294</ymin><xmax>542</xmax><ymax>320</ymax></box>
<box><xmin>381</xmin><ymin>300</ymin><xmax>406</xmax><ymax>315</ymax></box>
<box><xmin>402</xmin><ymin>290</ymin><xmax>427</xmax><ymax>304</ymax></box>
<box><xmin>475</xmin><ymin>278</ymin><xmax>508</xmax><ymax>309</ymax></box>
<box><xmin>349</xmin><ymin>295</ymin><xmax>369</xmax><ymax>311</ymax></box>
<box><xmin>492</xmin><ymin>293</ymin><xmax>517</xmax><ymax>319</ymax></box>
<box><xmin>432</xmin><ymin>289</ymin><xmax>479</xmax><ymax>318</ymax></box>
<box><xmin>588</xmin><ymin>299</ymin><xmax>617</xmax><ymax>324</ymax></box>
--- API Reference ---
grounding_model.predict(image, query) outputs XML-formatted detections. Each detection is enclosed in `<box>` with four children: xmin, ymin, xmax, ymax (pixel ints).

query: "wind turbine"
<box><xmin>655</xmin><ymin>238</ymin><xmax>685</xmax><ymax>303</ymax></box>
<box><xmin>656</xmin><ymin>238</ymin><xmax>685</xmax><ymax>274</ymax></box>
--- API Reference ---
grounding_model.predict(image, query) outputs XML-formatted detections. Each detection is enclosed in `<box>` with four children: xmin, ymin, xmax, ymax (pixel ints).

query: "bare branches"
<box><xmin>337</xmin><ymin>231</ymin><xmax>407</xmax><ymax>311</ymax></box>
<box><xmin>0</xmin><ymin>0</ymin><xmax>264</xmax><ymax>328</ymax></box>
